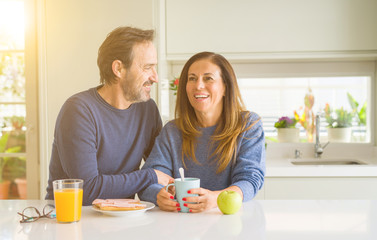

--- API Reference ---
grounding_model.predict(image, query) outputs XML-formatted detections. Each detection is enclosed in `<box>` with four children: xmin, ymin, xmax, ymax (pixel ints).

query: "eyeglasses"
<box><xmin>17</xmin><ymin>204</ymin><xmax>56</xmax><ymax>223</ymax></box>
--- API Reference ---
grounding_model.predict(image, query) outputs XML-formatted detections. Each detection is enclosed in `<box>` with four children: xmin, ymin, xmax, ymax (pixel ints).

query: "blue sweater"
<box><xmin>139</xmin><ymin>112</ymin><xmax>265</xmax><ymax>204</ymax></box>
<box><xmin>45</xmin><ymin>87</ymin><xmax>161</xmax><ymax>205</ymax></box>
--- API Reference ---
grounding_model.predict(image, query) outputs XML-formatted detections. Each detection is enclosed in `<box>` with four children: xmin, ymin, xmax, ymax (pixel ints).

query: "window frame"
<box><xmin>24</xmin><ymin>0</ymin><xmax>39</xmax><ymax>199</ymax></box>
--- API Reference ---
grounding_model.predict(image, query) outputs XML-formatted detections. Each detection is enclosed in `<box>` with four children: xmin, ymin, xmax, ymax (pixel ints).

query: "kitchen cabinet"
<box><xmin>166</xmin><ymin>0</ymin><xmax>377</xmax><ymax>60</ymax></box>
<box><xmin>261</xmin><ymin>177</ymin><xmax>377</xmax><ymax>200</ymax></box>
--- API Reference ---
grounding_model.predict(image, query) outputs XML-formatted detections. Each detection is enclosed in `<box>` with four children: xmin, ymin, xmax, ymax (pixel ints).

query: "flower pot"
<box><xmin>15</xmin><ymin>178</ymin><xmax>27</xmax><ymax>199</ymax></box>
<box><xmin>0</xmin><ymin>180</ymin><xmax>11</xmax><ymax>199</ymax></box>
<box><xmin>277</xmin><ymin>128</ymin><xmax>300</xmax><ymax>143</ymax></box>
<box><xmin>327</xmin><ymin>127</ymin><xmax>352</xmax><ymax>143</ymax></box>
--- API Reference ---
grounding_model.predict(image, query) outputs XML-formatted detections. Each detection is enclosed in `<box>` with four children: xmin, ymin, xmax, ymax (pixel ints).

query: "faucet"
<box><xmin>294</xmin><ymin>149</ymin><xmax>302</xmax><ymax>159</ymax></box>
<box><xmin>315</xmin><ymin>113</ymin><xmax>330</xmax><ymax>158</ymax></box>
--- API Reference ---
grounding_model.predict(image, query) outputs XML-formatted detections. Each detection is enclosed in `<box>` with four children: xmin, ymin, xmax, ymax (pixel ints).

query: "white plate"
<box><xmin>92</xmin><ymin>201</ymin><xmax>155</xmax><ymax>217</ymax></box>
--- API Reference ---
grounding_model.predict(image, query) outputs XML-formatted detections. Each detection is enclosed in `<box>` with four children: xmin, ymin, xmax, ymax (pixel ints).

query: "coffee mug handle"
<box><xmin>165</xmin><ymin>183</ymin><xmax>175</xmax><ymax>192</ymax></box>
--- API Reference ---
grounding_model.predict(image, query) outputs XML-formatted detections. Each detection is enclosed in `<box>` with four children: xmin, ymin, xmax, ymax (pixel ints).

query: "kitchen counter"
<box><xmin>266</xmin><ymin>157</ymin><xmax>377</xmax><ymax>177</ymax></box>
<box><xmin>1</xmin><ymin>199</ymin><xmax>376</xmax><ymax>240</ymax></box>
<box><xmin>265</xmin><ymin>143</ymin><xmax>377</xmax><ymax>177</ymax></box>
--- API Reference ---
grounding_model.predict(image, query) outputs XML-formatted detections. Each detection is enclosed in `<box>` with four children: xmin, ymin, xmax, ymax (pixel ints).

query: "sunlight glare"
<box><xmin>0</xmin><ymin>0</ymin><xmax>25</xmax><ymax>50</ymax></box>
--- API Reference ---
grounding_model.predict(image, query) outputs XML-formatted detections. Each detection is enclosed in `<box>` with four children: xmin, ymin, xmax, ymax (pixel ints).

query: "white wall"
<box><xmin>40</xmin><ymin>0</ymin><xmax>156</xmax><ymax>197</ymax></box>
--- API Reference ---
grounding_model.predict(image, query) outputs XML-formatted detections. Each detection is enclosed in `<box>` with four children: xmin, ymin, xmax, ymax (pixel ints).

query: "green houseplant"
<box><xmin>347</xmin><ymin>92</ymin><xmax>366</xmax><ymax>126</ymax></box>
<box><xmin>0</xmin><ymin>124</ymin><xmax>26</xmax><ymax>199</ymax></box>
<box><xmin>324</xmin><ymin>104</ymin><xmax>354</xmax><ymax>142</ymax></box>
<box><xmin>0</xmin><ymin>132</ymin><xmax>11</xmax><ymax>198</ymax></box>
<box><xmin>274</xmin><ymin>116</ymin><xmax>300</xmax><ymax>142</ymax></box>
<box><xmin>324</xmin><ymin>104</ymin><xmax>354</xmax><ymax>128</ymax></box>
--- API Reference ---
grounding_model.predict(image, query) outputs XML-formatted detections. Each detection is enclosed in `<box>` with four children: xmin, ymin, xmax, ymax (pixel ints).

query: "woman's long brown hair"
<box><xmin>175</xmin><ymin>52</ymin><xmax>259</xmax><ymax>173</ymax></box>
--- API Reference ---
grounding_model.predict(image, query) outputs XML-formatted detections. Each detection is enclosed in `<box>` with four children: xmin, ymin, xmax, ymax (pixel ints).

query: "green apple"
<box><xmin>217</xmin><ymin>190</ymin><xmax>242</xmax><ymax>215</ymax></box>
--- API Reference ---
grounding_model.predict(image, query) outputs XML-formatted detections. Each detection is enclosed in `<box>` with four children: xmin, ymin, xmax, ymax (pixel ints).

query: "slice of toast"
<box><xmin>92</xmin><ymin>198</ymin><xmax>147</xmax><ymax>211</ymax></box>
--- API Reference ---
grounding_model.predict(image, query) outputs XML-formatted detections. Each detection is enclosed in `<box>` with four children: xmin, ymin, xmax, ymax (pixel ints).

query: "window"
<box><xmin>233</xmin><ymin>61</ymin><xmax>374</xmax><ymax>144</ymax></box>
<box><xmin>0</xmin><ymin>0</ymin><xmax>38</xmax><ymax>199</ymax></box>
<box><xmin>238</xmin><ymin>76</ymin><xmax>370</xmax><ymax>143</ymax></box>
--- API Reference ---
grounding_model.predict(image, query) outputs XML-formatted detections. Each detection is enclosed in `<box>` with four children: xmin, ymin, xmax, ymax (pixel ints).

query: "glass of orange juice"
<box><xmin>53</xmin><ymin>179</ymin><xmax>83</xmax><ymax>223</ymax></box>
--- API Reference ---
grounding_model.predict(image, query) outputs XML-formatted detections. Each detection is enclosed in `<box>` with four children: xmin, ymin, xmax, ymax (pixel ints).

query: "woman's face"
<box><xmin>186</xmin><ymin>59</ymin><xmax>225</xmax><ymax>123</ymax></box>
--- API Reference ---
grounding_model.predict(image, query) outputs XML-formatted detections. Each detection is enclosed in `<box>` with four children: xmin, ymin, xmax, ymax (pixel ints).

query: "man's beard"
<box><xmin>121</xmin><ymin>73</ymin><xmax>151</xmax><ymax>103</ymax></box>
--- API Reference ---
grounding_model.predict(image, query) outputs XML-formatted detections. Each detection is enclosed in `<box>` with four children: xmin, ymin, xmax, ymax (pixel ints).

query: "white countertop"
<box><xmin>1</xmin><ymin>199</ymin><xmax>376</xmax><ymax>240</ymax></box>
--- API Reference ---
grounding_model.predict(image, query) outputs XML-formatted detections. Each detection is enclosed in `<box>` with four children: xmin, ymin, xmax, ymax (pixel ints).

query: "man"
<box><xmin>45</xmin><ymin>26</ymin><xmax>172</xmax><ymax>205</ymax></box>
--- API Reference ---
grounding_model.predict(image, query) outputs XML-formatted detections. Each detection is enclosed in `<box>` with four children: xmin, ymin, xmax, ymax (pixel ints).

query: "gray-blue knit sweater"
<box><xmin>139</xmin><ymin>112</ymin><xmax>265</xmax><ymax>204</ymax></box>
<box><xmin>45</xmin><ymin>87</ymin><xmax>161</xmax><ymax>205</ymax></box>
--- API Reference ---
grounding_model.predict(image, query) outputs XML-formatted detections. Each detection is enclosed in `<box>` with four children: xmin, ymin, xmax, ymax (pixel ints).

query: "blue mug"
<box><xmin>166</xmin><ymin>178</ymin><xmax>200</xmax><ymax>213</ymax></box>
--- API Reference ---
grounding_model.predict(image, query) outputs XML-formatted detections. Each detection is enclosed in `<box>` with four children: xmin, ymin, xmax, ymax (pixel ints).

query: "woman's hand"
<box><xmin>183</xmin><ymin>186</ymin><xmax>243</xmax><ymax>213</ymax></box>
<box><xmin>156</xmin><ymin>186</ymin><xmax>180</xmax><ymax>212</ymax></box>
<box><xmin>182</xmin><ymin>188</ymin><xmax>219</xmax><ymax>213</ymax></box>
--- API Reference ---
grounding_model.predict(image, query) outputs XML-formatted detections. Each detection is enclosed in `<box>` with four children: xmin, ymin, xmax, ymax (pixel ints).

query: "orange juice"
<box><xmin>54</xmin><ymin>188</ymin><xmax>83</xmax><ymax>223</ymax></box>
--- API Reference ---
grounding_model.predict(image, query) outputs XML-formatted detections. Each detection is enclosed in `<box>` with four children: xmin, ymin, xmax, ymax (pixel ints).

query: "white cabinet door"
<box><xmin>264</xmin><ymin>177</ymin><xmax>377</xmax><ymax>200</ymax></box>
<box><xmin>166</xmin><ymin>0</ymin><xmax>377</xmax><ymax>58</ymax></box>
<box><xmin>254</xmin><ymin>186</ymin><xmax>265</xmax><ymax>200</ymax></box>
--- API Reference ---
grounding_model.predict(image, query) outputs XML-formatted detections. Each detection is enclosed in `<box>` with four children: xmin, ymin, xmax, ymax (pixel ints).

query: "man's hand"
<box><xmin>154</xmin><ymin>169</ymin><xmax>173</xmax><ymax>186</ymax></box>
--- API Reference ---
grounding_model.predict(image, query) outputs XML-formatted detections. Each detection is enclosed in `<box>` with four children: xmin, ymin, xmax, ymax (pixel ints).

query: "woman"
<box><xmin>139</xmin><ymin>52</ymin><xmax>265</xmax><ymax>212</ymax></box>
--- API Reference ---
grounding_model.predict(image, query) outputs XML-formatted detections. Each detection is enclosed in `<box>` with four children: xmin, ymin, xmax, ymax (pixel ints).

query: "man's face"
<box><xmin>120</xmin><ymin>42</ymin><xmax>158</xmax><ymax>103</ymax></box>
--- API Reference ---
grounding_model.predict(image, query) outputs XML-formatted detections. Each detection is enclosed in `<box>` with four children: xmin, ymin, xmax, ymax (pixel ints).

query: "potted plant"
<box><xmin>274</xmin><ymin>116</ymin><xmax>299</xmax><ymax>143</ymax></box>
<box><xmin>0</xmin><ymin>119</ymin><xmax>27</xmax><ymax>199</ymax></box>
<box><xmin>324</xmin><ymin>104</ymin><xmax>354</xmax><ymax>142</ymax></box>
<box><xmin>0</xmin><ymin>132</ymin><xmax>11</xmax><ymax>199</ymax></box>
<box><xmin>4</xmin><ymin>151</ymin><xmax>26</xmax><ymax>199</ymax></box>
<box><xmin>2</xmin><ymin>116</ymin><xmax>27</xmax><ymax>199</ymax></box>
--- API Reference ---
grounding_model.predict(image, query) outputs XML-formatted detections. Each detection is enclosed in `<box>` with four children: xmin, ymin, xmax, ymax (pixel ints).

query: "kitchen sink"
<box><xmin>290</xmin><ymin>158</ymin><xmax>367</xmax><ymax>165</ymax></box>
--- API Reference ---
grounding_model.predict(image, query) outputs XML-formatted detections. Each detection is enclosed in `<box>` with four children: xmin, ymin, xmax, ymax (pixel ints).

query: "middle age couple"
<box><xmin>45</xmin><ymin>26</ymin><xmax>265</xmax><ymax>213</ymax></box>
